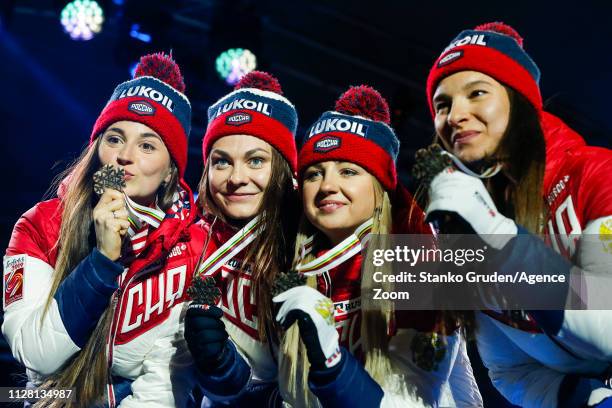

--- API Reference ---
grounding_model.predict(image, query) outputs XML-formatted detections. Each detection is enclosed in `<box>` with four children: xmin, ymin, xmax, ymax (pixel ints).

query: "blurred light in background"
<box><xmin>60</xmin><ymin>0</ymin><xmax>104</xmax><ymax>41</ymax></box>
<box><xmin>129</xmin><ymin>61</ymin><xmax>138</xmax><ymax>77</ymax></box>
<box><xmin>215</xmin><ymin>48</ymin><xmax>257</xmax><ymax>85</ymax></box>
<box><xmin>129</xmin><ymin>23</ymin><xmax>152</xmax><ymax>43</ymax></box>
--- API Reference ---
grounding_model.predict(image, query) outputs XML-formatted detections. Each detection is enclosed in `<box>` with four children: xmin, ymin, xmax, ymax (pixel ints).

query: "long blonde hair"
<box><xmin>278</xmin><ymin>177</ymin><xmax>410</xmax><ymax>407</ymax></box>
<box><xmin>36</xmin><ymin>137</ymin><xmax>178</xmax><ymax>408</ymax></box>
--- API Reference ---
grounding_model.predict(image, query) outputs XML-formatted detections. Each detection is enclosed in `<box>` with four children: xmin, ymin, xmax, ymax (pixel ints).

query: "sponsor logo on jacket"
<box><xmin>547</xmin><ymin>175</ymin><xmax>570</xmax><ymax>206</ymax></box>
<box><xmin>3</xmin><ymin>255</ymin><xmax>25</xmax><ymax>308</ymax></box>
<box><xmin>333</xmin><ymin>297</ymin><xmax>361</xmax><ymax>317</ymax></box>
<box><xmin>168</xmin><ymin>243</ymin><xmax>187</xmax><ymax>258</ymax></box>
<box><xmin>118</xmin><ymin>86</ymin><xmax>174</xmax><ymax>112</ymax></box>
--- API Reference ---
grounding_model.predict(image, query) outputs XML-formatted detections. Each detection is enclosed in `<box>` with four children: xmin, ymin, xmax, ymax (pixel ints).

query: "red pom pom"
<box><xmin>234</xmin><ymin>71</ymin><xmax>283</xmax><ymax>95</ymax></box>
<box><xmin>335</xmin><ymin>85</ymin><xmax>390</xmax><ymax>124</ymax></box>
<box><xmin>474</xmin><ymin>22</ymin><xmax>524</xmax><ymax>48</ymax></box>
<box><xmin>134</xmin><ymin>52</ymin><xmax>186</xmax><ymax>93</ymax></box>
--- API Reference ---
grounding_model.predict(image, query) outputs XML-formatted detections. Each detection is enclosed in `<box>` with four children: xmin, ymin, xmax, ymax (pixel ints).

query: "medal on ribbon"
<box><xmin>93</xmin><ymin>164</ymin><xmax>126</xmax><ymax>195</ymax></box>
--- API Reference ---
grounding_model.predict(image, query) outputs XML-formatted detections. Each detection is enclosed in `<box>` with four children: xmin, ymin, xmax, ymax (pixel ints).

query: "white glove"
<box><xmin>273</xmin><ymin>286</ymin><xmax>341</xmax><ymax>369</ymax></box>
<box><xmin>426</xmin><ymin>168</ymin><xmax>517</xmax><ymax>249</ymax></box>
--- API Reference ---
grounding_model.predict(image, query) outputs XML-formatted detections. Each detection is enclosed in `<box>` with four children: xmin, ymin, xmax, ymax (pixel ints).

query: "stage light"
<box><xmin>129</xmin><ymin>24</ymin><xmax>152</xmax><ymax>43</ymax></box>
<box><xmin>129</xmin><ymin>61</ymin><xmax>138</xmax><ymax>77</ymax></box>
<box><xmin>60</xmin><ymin>0</ymin><xmax>104</xmax><ymax>41</ymax></box>
<box><xmin>215</xmin><ymin>48</ymin><xmax>257</xmax><ymax>85</ymax></box>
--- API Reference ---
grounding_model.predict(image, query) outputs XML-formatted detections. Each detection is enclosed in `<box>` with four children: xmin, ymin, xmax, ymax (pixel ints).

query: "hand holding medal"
<box><xmin>185</xmin><ymin>275</ymin><xmax>230</xmax><ymax>374</ymax></box>
<box><xmin>92</xmin><ymin>164</ymin><xmax>130</xmax><ymax>261</ymax></box>
<box><xmin>272</xmin><ymin>270</ymin><xmax>307</xmax><ymax>297</ymax></box>
<box><xmin>413</xmin><ymin>144</ymin><xmax>464</xmax><ymax>234</ymax></box>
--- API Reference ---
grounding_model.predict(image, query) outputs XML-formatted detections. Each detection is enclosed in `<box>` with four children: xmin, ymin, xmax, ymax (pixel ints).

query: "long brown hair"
<box><xmin>486</xmin><ymin>87</ymin><xmax>546</xmax><ymax>233</ymax></box>
<box><xmin>197</xmin><ymin>145</ymin><xmax>299</xmax><ymax>340</ymax></box>
<box><xmin>414</xmin><ymin>85</ymin><xmax>548</xmax><ymax>341</ymax></box>
<box><xmin>37</xmin><ymin>137</ymin><xmax>179</xmax><ymax>408</ymax></box>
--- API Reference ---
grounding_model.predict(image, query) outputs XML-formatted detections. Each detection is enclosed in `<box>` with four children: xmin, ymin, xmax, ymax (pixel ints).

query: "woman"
<box><xmin>425</xmin><ymin>22</ymin><xmax>612</xmax><ymax>407</ymax></box>
<box><xmin>272</xmin><ymin>85</ymin><xmax>482</xmax><ymax>407</ymax></box>
<box><xmin>183</xmin><ymin>71</ymin><xmax>300</xmax><ymax>406</ymax></box>
<box><xmin>2</xmin><ymin>52</ymin><xmax>204</xmax><ymax>407</ymax></box>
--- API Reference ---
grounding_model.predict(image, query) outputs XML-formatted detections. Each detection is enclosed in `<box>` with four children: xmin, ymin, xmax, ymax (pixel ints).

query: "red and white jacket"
<box><xmin>311</xmin><ymin>246</ymin><xmax>481</xmax><ymax>407</ymax></box>
<box><xmin>2</xmin><ymin>183</ymin><xmax>205</xmax><ymax>407</ymax></box>
<box><xmin>476</xmin><ymin>112</ymin><xmax>612</xmax><ymax>407</ymax></box>
<box><xmin>197</xmin><ymin>216</ymin><xmax>278</xmax><ymax>387</ymax></box>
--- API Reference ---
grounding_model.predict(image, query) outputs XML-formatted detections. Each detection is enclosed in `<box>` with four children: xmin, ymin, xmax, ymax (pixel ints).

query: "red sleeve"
<box><xmin>6</xmin><ymin>199</ymin><xmax>62</xmax><ymax>265</ymax></box>
<box><xmin>575</xmin><ymin>147</ymin><xmax>612</xmax><ymax>224</ymax></box>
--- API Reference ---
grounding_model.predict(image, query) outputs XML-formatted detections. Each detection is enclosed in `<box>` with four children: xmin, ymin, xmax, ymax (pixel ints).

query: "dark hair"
<box><xmin>198</xmin><ymin>146</ymin><xmax>300</xmax><ymax>340</ymax></box>
<box><xmin>416</xmin><ymin>85</ymin><xmax>547</xmax><ymax>342</ymax></box>
<box><xmin>487</xmin><ymin>87</ymin><xmax>546</xmax><ymax>234</ymax></box>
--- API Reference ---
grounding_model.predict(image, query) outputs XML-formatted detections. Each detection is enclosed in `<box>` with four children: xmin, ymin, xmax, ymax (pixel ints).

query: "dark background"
<box><xmin>1</xmin><ymin>0</ymin><xmax>610</xmax><ymax>405</ymax></box>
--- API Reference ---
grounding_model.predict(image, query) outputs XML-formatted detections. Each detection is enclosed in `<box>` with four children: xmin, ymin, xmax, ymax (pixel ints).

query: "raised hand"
<box><xmin>93</xmin><ymin>189</ymin><xmax>130</xmax><ymax>261</ymax></box>
<box><xmin>426</xmin><ymin>168</ymin><xmax>517</xmax><ymax>249</ymax></box>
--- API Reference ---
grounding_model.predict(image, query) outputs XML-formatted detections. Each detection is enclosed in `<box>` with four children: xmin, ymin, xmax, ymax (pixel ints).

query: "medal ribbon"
<box><xmin>195</xmin><ymin>216</ymin><xmax>262</xmax><ymax>278</ymax></box>
<box><xmin>296</xmin><ymin>218</ymin><xmax>373</xmax><ymax>276</ymax></box>
<box><xmin>124</xmin><ymin>193</ymin><xmax>165</xmax><ymax>235</ymax></box>
<box><xmin>442</xmin><ymin>150</ymin><xmax>503</xmax><ymax>179</ymax></box>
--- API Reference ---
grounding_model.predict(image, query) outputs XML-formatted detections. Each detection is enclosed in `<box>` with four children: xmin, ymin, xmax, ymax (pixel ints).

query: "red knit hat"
<box><xmin>202</xmin><ymin>71</ymin><xmax>298</xmax><ymax>173</ymax></box>
<box><xmin>426</xmin><ymin>22</ymin><xmax>542</xmax><ymax>117</ymax></box>
<box><xmin>298</xmin><ymin>85</ymin><xmax>399</xmax><ymax>191</ymax></box>
<box><xmin>91</xmin><ymin>52</ymin><xmax>191</xmax><ymax>177</ymax></box>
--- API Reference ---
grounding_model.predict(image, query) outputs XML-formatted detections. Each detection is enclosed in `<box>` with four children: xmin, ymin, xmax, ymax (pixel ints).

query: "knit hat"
<box><xmin>426</xmin><ymin>22</ymin><xmax>542</xmax><ymax>116</ymax></box>
<box><xmin>298</xmin><ymin>85</ymin><xmax>400</xmax><ymax>191</ymax></box>
<box><xmin>202</xmin><ymin>71</ymin><xmax>298</xmax><ymax>172</ymax></box>
<box><xmin>91</xmin><ymin>52</ymin><xmax>191</xmax><ymax>177</ymax></box>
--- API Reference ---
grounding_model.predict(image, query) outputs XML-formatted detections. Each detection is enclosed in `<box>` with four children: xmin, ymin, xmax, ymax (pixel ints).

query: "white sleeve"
<box><xmin>118</xmin><ymin>306</ymin><xmax>198</xmax><ymax>408</ymax></box>
<box><xmin>2</xmin><ymin>254</ymin><xmax>80</xmax><ymax>376</ymax></box>
<box><xmin>475</xmin><ymin>312</ymin><xmax>563</xmax><ymax>408</ymax></box>
<box><xmin>383</xmin><ymin>328</ymin><xmax>466</xmax><ymax>407</ymax></box>
<box><xmin>545</xmin><ymin>216</ymin><xmax>612</xmax><ymax>357</ymax></box>
<box><xmin>448</xmin><ymin>334</ymin><xmax>483</xmax><ymax>407</ymax></box>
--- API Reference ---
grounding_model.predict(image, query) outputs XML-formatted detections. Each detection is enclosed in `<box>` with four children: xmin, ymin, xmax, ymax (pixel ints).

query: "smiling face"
<box><xmin>302</xmin><ymin>161</ymin><xmax>376</xmax><ymax>245</ymax></box>
<box><xmin>207</xmin><ymin>134</ymin><xmax>273</xmax><ymax>221</ymax></box>
<box><xmin>433</xmin><ymin>70</ymin><xmax>511</xmax><ymax>163</ymax></box>
<box><xmin>98</xmin><ymin>120</ymin><xmax>172</xmax><ymax>206</ymax></box>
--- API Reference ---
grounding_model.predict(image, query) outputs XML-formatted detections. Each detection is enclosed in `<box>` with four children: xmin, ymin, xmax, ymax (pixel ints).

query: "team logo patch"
<box><xmin>315</xmin><ymin>298</ymin><xmax>334</xmax><ymax>325</ymax></box>
<box><xmin>4</xmin><ymin>255</ymin><xmax>25</xmax><ymax>308</ymax></box>
<box><xmin>438</xmin><ymin>50</ymin><xmax>464</xmax><ymax>67</ymax></box>
<box><xmin>226</xmin><ymin>112</ymin><xmax>252</xmax><ymax>126</ymax></box>
<box><xmin>314</xmin><ymin>136</ymin><xmax>341</xmax><ymax>153</ymax></box>
<box><xmin>600</xmin><ymin>219</ymin><xmax>612</xmax><ymax>254</ymax></box>
<box><xmin>128</xmin><ymin>100</ymin><xmax>156</xmax><ymax>116</ymax></box>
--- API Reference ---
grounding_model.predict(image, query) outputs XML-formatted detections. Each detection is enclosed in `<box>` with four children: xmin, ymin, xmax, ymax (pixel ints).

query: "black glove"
<box><xmin>185</xmin><ymin>304</ymin><xmax>229</xmax><ymax>374</ymax></box>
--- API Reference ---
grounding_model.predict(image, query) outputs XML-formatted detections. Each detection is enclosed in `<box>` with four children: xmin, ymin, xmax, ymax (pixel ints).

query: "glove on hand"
<box><xmin>273</xmin><ymin>286</ymin><xmax>341</xmax><ymax>370</ymax></box>
<box><xmin>185</xmin><ymin>304</ymin><xmax>229</xmax><ymax>374</ymax></box>
<box><xmin>426</xmin><ymin>168</ymin><xmax>517</xmax><ymax>249</ymax></box>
